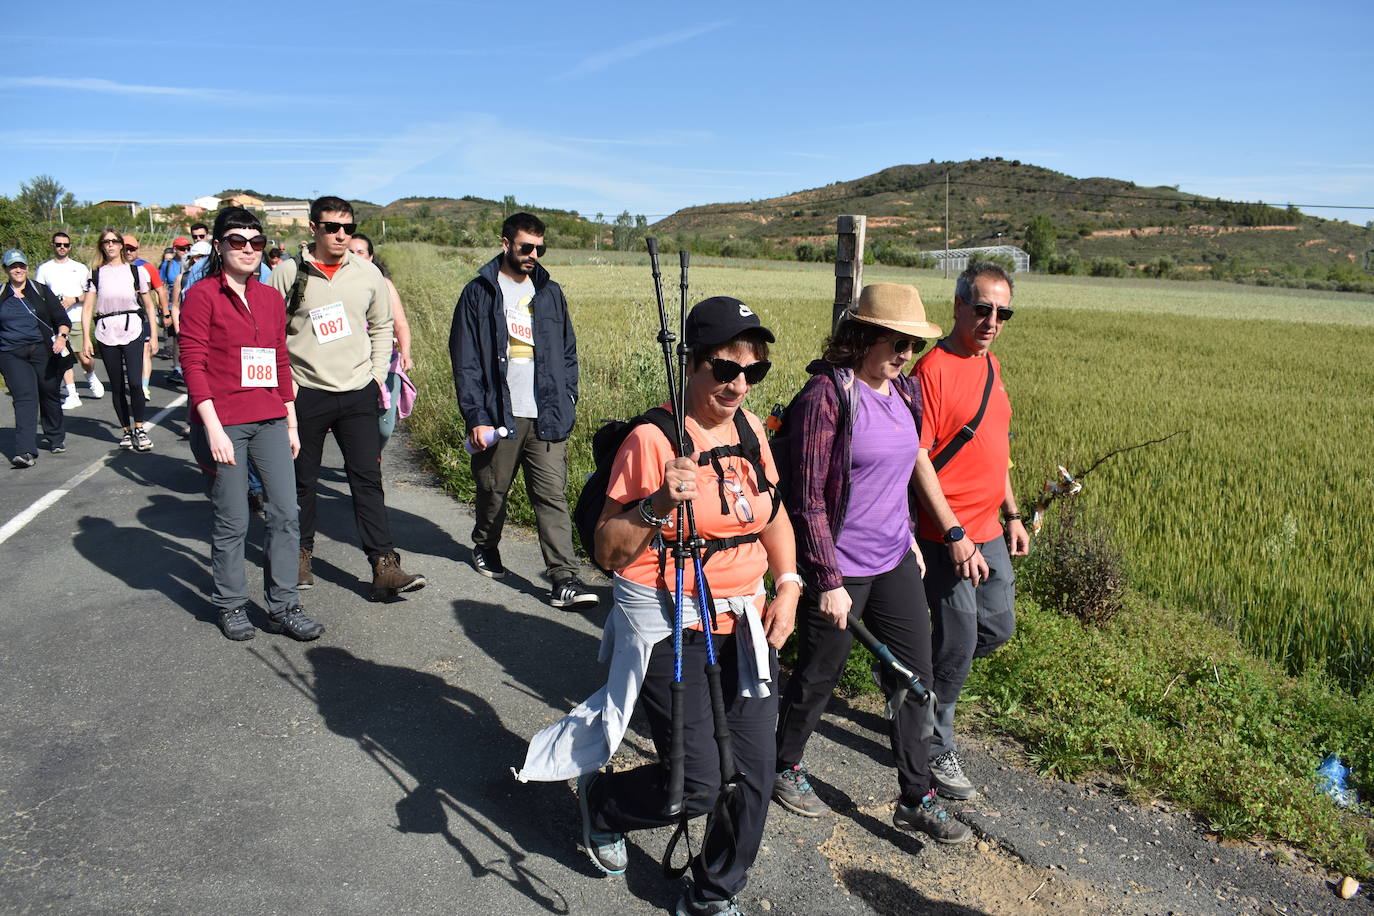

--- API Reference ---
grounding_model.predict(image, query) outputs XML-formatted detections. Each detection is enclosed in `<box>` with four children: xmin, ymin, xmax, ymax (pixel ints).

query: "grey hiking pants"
<box><xmin>191</xmin><ymin>417</ymin><xmax>300</xmax><ymax>614</ymax></box>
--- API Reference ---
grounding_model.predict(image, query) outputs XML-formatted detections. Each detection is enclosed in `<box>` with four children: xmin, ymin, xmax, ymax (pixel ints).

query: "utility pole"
<box><xmin>832</xmin><ymin>215</ymin><xmax>866</xmax><ymax>330</ymax></box>
<box><xmin>944</xmin><ymin>170</ymin><xmax>950</xmax><ymax>279</ymax></box>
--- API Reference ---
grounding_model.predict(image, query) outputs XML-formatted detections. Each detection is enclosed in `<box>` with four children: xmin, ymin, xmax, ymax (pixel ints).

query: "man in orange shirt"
<box><xmin>912</xmin><ymin>261</ymin><xmax>1030</xmax><ymax>801</ymax></box>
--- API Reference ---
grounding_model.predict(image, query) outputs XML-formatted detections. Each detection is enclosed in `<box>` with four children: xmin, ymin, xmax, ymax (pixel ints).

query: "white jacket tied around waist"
<box><xmin>513</xmin><ymin>574</ymin><xmax>772</xmax><ymax>783</ymax></box>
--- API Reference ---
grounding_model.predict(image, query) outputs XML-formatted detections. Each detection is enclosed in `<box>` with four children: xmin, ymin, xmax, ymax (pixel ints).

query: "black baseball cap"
<box><xmin>684</xmin><ymin>296</ymin><xmax>775</xmax><ymax>350</ymax></box>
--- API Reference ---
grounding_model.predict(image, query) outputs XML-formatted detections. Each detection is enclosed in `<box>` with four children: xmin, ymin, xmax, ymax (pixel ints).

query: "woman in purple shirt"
<box><xmin>773</xmin><ymin>283</ymin><xmax>973</xmax><ymax>844</ymax></box>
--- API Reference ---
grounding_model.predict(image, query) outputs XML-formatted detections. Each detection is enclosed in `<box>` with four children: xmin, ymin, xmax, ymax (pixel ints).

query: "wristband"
<box><xmin>638</xmin><ymin>497</ymin><xmax>673</xmax><ymax>528</ymax></box>
<box><xmin>1004</xmin><ymin>513</ymin><xmax>1023</xmax><ymax>523</ymax></box>
<box><xmin>775</xmin><ymin>572</ymin><xmax>804</xmax><ymax>590</ymax></box>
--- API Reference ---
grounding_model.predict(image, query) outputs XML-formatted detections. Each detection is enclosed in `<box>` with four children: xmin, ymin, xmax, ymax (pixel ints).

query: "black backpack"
<box><xmin>573</xmin><ymin>406</ymin><xmax>779</xmax><ymax>574</ymax></box>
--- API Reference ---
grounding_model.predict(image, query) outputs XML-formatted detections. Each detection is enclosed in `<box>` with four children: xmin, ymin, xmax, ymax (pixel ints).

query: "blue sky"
<box><xmin>3</xmin><ymin>0</ymin><xmax>1371</xmax><ymax>223</ymax></box>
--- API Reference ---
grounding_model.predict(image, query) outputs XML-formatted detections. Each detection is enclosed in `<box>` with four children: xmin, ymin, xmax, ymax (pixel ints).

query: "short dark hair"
<box><xmin>190</xmin><ymin>222</ymin><xmax>209</xmax><ymax>234</ymax></box>
<box><xmin>821</xmin><ymin>319</ymin><xmax>891</xmax><ymax>369</ymax></box>
<box><xmin>501</xmin><ymin>211</ymin><xmax>545</xmax><ymax>241</ymax></box>
<box><xmin>51</xmin><ymin>230</ymin><xmax>70</xmax><ymax>243</ymax></box>
<box><xmin>266</xmin><ymin>247</ymin><xmax>283</xmax><ymax>260</ymax></box>
<box><xmin>955</xmin><ymin>261</ymin><xmax>1014</xmax><ymax>305</ymax></box>
<box><xmin>310</xmin><ymin>195</ymin><xmax>353</xmax><ymax>223</ymax></box>
<box><xmin>689</xmin><ymin>329</ymin><xmax>770</xmax><ymax>368</ymax></box>
<box><xmin>204</xmin><ymin>206</ymin><xmax>265</xmax><ymax>279</ymax></box>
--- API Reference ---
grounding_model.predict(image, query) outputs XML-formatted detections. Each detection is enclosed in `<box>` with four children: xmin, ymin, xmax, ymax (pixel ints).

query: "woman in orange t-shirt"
<box><xmin>579</xmin><ymin>296</ymin><xmax>800</xmax><ymax>913</ymax></box>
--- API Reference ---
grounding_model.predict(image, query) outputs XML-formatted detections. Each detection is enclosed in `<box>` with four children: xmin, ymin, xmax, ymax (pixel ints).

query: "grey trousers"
<box><xmin>470</xmin><ymin>417</ymin><xmax>578</xmax><ymax>582</ymax></box>
<box><xmin>190</xmin><ymin>418</ymin><xmax>300</xmax><ymax>614</ymax></box>
<box><xmin>920</xmin><ymin>534</ymin><xmax>1016</xmax><ymax>758</ymax></box>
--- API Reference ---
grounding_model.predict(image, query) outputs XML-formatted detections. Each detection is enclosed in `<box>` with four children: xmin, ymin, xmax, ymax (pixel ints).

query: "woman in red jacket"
<box><xmin>179</xmin><ymin>207</ymin><xmax>323</xmax><ymax>642</ymax></box>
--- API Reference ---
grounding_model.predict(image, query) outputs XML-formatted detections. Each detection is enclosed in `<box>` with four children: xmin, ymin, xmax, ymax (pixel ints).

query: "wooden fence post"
<box><xmin>833</xmin><ymin>214</ymin><xmax>866</xmax><ymax>330</ymax></box>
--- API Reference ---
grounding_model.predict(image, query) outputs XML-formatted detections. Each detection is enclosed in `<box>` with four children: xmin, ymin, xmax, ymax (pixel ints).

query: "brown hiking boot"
<box><xmin>297</xmin><ymin>548</ymin><xmax>315</xmax><ymax>590</ymax></box>
<box><xmin>370</xmin><ymin>551</ymin><xmax>426</xmax><ymax>601</ymax></box>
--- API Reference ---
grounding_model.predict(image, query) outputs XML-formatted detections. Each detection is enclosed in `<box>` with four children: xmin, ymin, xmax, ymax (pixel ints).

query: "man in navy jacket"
<box><xmin>449</xmin><ymin>213</ymin><xmax>596</xmax><ymax>608</ymax></box>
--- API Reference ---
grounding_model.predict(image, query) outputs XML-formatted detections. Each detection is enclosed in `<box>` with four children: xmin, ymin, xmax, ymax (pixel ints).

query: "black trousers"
<box><xmin>99</xmin><ymin>339</ymin><xmax>146</xmax><ymax>428</ymax></box>
<box><xmin>0</xmin><ymin>343</ymin><xmax>66</xmax><ymax>455</ymax></box>
<box><xmin>590</xmin><ymin>629</ymin><xmax>779</xmax><ymax>903</ymax></box>
<box><xmin>293</xmin><ymin>382</ymin><xmax>393</xmax><ymax>559</ymax></box>
<box><xmin>775</xmin><ymin>549</ymin><xmax>933</xmax><ymax>804</ymax></box>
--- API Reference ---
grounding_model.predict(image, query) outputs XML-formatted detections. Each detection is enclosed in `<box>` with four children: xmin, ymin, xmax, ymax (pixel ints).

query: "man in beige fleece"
<box><xmin>270</xmin><ymin>195</ymin><xmax>425</xmax><ymax>601</ymax></box>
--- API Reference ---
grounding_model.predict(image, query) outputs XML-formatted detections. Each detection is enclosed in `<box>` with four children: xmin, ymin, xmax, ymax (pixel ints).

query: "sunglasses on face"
<box><xmin>222</xmin><ymin>234</ymin><xmax>267</xmax><ymax>251</ymax></box>
<box><xmin>514</xmin><ymin>242</ymin><xmax>547</xmax><ymax>257</ymax></box>
<box><xmin>970</xmin><ymin>302</ymin><xmax>1014</xmax><ymax>322</ymax></box>
<box><xmin>885</xmin><ymin>337</ymin><xmax>927</xmax><ymax>355</ymax></box>
<box><xmin>53</xmin><ymin>242</ymin><xmax>71</xmax><ymax>249</ymax></box>
<box><xmin>315</xmin><ymin>221</ymin><xmax>356</xmax><ymax>235</ymax></box>
<box><xmin>100</xmin><ymin>238</ymin><xmax>122</xmax><ymax>246</ymax></box>
<box><xmin>124</xmin><ymin>245</ymin><xmax>139</xmax><ymax>253</ymax></box>
<box><xmin>174</xmin><ymin>245</ymin><xmax>190</xmax><ymax>252</ymax></box>
<box><xmin>704</xmin><ymin>357</ymin><xmax>771</xmax><ymax>385</ymax></box>
<box><xmin>191</xmin><ymin>233</ymin><xmax>208</xmax><ymax>240</ymax></box>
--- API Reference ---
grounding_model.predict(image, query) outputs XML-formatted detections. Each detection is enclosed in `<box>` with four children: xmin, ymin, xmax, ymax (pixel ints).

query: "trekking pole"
<box><xmin>847</xmin><ymin>615</ymin><xmax>931</xmax><ymax>704</ymax></box>
<box><xmin>646</xmin><ymin>238</ymin><xmax>687</xmax><ymax>819</ymax></box>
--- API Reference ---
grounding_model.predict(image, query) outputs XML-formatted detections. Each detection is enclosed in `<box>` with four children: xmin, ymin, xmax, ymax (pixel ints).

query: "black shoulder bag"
<box><xmin>929</xmin><ymin>356</ymin><xmax>996</xmax><ymax>473</ymax></box>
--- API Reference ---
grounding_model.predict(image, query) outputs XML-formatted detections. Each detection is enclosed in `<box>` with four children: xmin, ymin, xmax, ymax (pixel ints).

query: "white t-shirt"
<box><xmin>498</xmin><ymin>272</ymin><xmax>537</xmax><ymax>419</ymax></box>
<box><xmin>36</xmin><ymin>259</ymin><xmax>91</xmax><ymax>320</ymax></box>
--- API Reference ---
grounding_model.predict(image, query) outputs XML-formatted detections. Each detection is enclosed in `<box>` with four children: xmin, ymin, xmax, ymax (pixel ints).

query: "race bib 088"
<box><xmin>241</xmin><ymin>347</ymin><xmax>277</xmax><ymax>387</ymax></box>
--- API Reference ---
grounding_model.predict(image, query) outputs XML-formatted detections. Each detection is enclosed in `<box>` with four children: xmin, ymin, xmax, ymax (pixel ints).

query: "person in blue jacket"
<box><xmin>448</xmin><ymin>212</ymin><xmax>596</xmax><ymax>609</ymax></box>
<box><xmin>1</xmin><ymin>249</ymin><xmax>71</xmax><ymax>467</ymax></box>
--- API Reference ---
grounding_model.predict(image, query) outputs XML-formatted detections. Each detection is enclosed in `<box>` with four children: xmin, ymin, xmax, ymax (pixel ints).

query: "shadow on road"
<box><xmin>72</xmin><ymin>515</ymin><xmax>215</xmax><ymax>626</ymax></box>
<box><xmin>838</xmin><ymin>869</ymin><xmax>993</xmax><ymax>915</ymax></box>
<box><xmin>252</xmin><ymin>644</ymin><xmax>578</xmax><ymax>914</ymax></box>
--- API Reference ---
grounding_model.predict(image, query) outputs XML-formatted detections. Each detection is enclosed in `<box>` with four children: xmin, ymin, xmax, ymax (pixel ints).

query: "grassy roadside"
<box><xmin>383</xmin><ymin>240</ymin><xmax>1373</xmax><ymax>879</ymax></box>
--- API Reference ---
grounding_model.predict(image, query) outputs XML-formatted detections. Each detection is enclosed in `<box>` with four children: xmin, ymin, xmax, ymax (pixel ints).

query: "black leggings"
<box><xmin>99</xmin><ymin>339</ymin><xmax>146</xmax><ymax>428</ymax></box>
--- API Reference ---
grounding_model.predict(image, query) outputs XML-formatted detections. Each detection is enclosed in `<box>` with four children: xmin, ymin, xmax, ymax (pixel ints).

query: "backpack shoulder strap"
<box><xmin>130</xmin><ymin>263</ymin><xmax>143</xmax><ymax>291</ymax></box>
<box><xmin>732</xmin><ymin>410</ymin><xmax>781</xmax><ymax>523</ymax></box>
<box><xmin>286</xmin><ymin>254</ymin><xmax>310</xmax><ymax>316</ymax></box>
<box><xmin>930</xmin><ymin>357</ymin><xmax>996</xmax><ymax>473</ymax></box>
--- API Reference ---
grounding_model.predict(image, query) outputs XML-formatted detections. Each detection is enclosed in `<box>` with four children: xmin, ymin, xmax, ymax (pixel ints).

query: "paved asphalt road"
<box><xmin>2</xmin><ymin>379</ymin><xmax>1370</xmax><ymax>915</ymax></box>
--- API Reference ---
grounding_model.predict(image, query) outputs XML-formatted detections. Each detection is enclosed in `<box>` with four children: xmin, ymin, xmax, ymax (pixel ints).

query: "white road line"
<box><xmin>0</xmin><ymin>394</ymin><xmax>188</xmax><ymax>546</ymax></box>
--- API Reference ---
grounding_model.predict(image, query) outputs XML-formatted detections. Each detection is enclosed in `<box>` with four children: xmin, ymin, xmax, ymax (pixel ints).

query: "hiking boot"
<box><xmin>11</xmin><ymin>452</ymin><xmax>36</xmax><ymax>469</ymax></box>
<box><xmin>676</xmin><ymin>885</ymin><xmax>746</xmax><ymax>916</ymax></box>
<box><xmin>471</xmin><ymin>545</ymin><xmax>505</xmax><ymax>579</ymax></box>
<box><xmin>217</xmin><ymin>605</ymin><xmax>255</xmax><ymax>641</ymax></box>
<box><xmin>893</xmin><ymin>790</ymin><xmax>973</xmax><ymax>844</ymax></box>
<box><xmin>133</xmin><ymin>427</ymin><xmax>153</xmax><ymax>452</ymax></box>
<box><xmin>297</xmin><ymin>548</ymin><xmax>315</xmax><ymax>590</ymax></box>
<box><xmin>577</xmin><ymin>772</ymin><xmax>626</xmax><ymax>875</ymax></box>
<box><xmin>550</xmin><ymin>576</ymin><xmax>598</xmax><ymax>609</ymax></box>
<box><xmin>62</xmin><ymin>391</ymin><xmax>82</xmax><ymax>410</ymax></box>
<box><xmin>247</xmin><ymin>490</ymin><xmax>265</xmax><ymax>518</ymax></box>
<box><xmin>118</xmin><ymin>429</ymin><xmax>133</xmax><ymax>450</ymax></box>
<box><xmin>87</xmin><ymin>375</ymin><xmax>104</xmax><ymax>398</ymax></box>
<box><xmin>929</xmin><ymin>750</ymin><xmax>978</xmax><ymax>800</ymax></box>
<box><xmin>263</xmin><ymin>605</ymin><xmax>324</xmax><ymax>641</ymax></box>
<box><xmin>370</xmin><ymin>551</ymin><xmax>426</xmax><ymax>601</ymax></box>
<box><xmin>772</xmin><ymin>764</ymin><xmax>830</xmax><ymax>817</ymax></box>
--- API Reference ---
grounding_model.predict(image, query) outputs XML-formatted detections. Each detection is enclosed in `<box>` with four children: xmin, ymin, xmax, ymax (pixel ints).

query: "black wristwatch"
<box><xmin>943</xmin><ymin>526</ymin><xmax>966</xmax><ymax>545</ymax></box>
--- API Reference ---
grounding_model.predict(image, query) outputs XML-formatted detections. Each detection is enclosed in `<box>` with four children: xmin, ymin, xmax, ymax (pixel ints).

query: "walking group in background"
<box><xmin>2</xmin><ymin>200</ymin><xmax>1028</xmax><ymax>916</ymax></box>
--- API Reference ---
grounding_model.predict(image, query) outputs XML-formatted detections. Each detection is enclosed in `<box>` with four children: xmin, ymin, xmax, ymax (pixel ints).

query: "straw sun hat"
<box><xmin>844</xmin><ymin>283</ymin><xmax>942</xmax><ymax>338</ymax></box>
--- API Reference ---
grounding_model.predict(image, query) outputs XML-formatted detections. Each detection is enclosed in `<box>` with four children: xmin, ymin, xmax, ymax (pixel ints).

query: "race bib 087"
<box><xmin>310</xmin><ymin>301</ymin><xmax>352</xmax><ymax>344</ymax></box>
<box><xmin>240</xmin><ymin>347</ymin><xmax>277</xmax><ymax>387</ymax></box>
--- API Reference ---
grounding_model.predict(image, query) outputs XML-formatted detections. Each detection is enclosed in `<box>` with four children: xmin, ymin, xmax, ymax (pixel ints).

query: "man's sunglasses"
<box><xmin>191</xmin><ymin>233</ymin><xmax>208</xmax><ymax>240</ymax></box>
<box><xmin>222</xmin><ymin>235</ymin><xmax>267</xmax><ymax>251</ymax></box>
<box><xmin>705</xmin><ymin>358</ymin><xmax>771</xmax><ymax>385</ymax></box>
<box><xmin>515</xmin><ymin>242</ymin><xmax>547</xmax><ymax>257</ymax></box>
<box><xmin>53</xmin><ymin>242</ymin><xmax>71</xmax><ymax>249</ymax></box>
<box><xmin>315</xmin><ymin>221</ymin><xmax>356</xmax><ymax>235</ymax></box>
<box><xmin>174</xmin><ymin>245</ymin><xmax>190</xmax><ymax>252</ymax></box>
<box><xmin>123</xmin><ymin>245</ymin><xmax>139</xmax><ymax>253</ymax></box>
<box><xmin>970</xmin><ymin>302</ymin><xmax>1014</xmax><ymax>322</ymax></box>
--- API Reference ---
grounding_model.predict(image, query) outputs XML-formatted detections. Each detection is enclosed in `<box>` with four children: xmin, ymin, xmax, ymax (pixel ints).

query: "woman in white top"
<box><xmin>80</xmin><ymin>227</ymin><xmax>158</xmax><ymax>451</ymax></box>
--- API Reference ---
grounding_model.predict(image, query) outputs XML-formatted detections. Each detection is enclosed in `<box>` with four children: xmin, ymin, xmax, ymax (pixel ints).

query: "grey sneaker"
<box><xmin>772</xmin><ymin>764</ymin><xmax>829</xmax><ymax>817</ymax></box>
<box><xmin>263</xmin><ymin>606</ymin><xmax>324</xmax><ymax>641</ymax></box>
<box><xmin>577</xmin><ymin>772</ymin><xmax>626</xmax><ymax>875</ymax></box>
<box><xmin>676</xmin><ymin>885</ymin><xmax>746</xmax><ymax>916</ymax></box>
<box><xmin>472</xmin><ymin>545</ymin><xmax>505</xmax><ymax>579</ymax></box>
<box><xmin>550</xmin><ymin>577</ymin><xmax>598</xmax><ymax>609</ymax></box>
<box><xmin>929</xmin><ymin>749</ymin><xmax>978</xmax><ymax>800</ymax></box>
<box><xmin>217</xmin><ymin>605</ymin><xmax>255</xmax><ymax>641</ymax></box>
<box><xmin>10</xmin><ymin>452</ymin><xmax>36</xmax><ymax>469</ymax></box>
<box><xmin>893</xmin><ymin>790</ymin><xmax>973</xmax><ymax>844</ymax></box>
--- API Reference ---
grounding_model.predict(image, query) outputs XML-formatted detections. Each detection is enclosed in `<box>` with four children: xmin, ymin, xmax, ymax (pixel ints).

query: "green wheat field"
<box><xmin>386</xmin><ymin>242</ymin><xmax>1374</xmax><ymax>696</ymax></box>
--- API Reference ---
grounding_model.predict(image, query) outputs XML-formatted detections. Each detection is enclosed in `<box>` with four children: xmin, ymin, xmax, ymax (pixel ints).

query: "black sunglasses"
<box><xmin>222</xmin><ymin>235</ymin><xmax>267</xmax><ymax>251</ymax></box>
<box><xmin>887</xmin><ymin>337</ymin><xmax>928</xmax><ymax>355</ymax></box>
<box><xmin>705</xmin><ymin>358</ymin><xmax>771</xmax><ymax>385</ymax></box>
<box><xmin>515</xmin><ymin>242</ymin><xmax>547</xmax><ymax>257</ymax></box>
<box><xmin>174</xmin><ymin>245</ymin><xmax>190</xmax><ymax>252</ymax></box>
<box><xmin>970</xmin><ymin>302</ymin><xmax>1014</xmax><ymax>322</ymax></box>
<box><xmin>53</xmin><ymin>241</ymin><xmax>71</xmax><ymax>248</ymax></box>
<box><xmin>315</xmin><ymin>221</ymin><xmax>356</xmax><ymax>235</ymax></box>
<box><xmin>191</xmin><ymin>232</ymin><xmax>208</xmax><ymax>240</ymax></box>
<box><xmin>123</xmin><ymin>245</ymin><xmax>139</xmax><ymax>253</ymax></box>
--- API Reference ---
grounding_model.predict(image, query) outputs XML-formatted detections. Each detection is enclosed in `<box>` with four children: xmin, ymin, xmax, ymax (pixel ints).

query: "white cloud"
<box><xmin>562</xmin><ymin>22</ymin><xmax>727</xmax><ymax>79</ymax></box>
<box><xmin>0</xmin><ymin>77</ymin><xmax>266</xmax><ymax>105</ymax></box>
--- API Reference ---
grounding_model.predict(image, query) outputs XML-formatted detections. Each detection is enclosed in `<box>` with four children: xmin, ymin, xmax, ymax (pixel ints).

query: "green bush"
<box><xmin>1020</xmin><ymin>501</ymin><xmax>1126</xmax><ymax>627</ymax></box>
<box><xmin>1089</xmin><ymin>256</ymin><xmax>1129</xmax><ymax>278</ymax></box>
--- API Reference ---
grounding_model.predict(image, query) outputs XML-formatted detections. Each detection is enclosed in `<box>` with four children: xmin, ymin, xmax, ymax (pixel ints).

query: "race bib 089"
<box><xmin>241</xmin><ymin>347</ymin><xmax>277</xmax><ymax>387</ymax></box>
<box><xmin>309</xmin><ymin>301</ymin><xmax>352</xmax><ymax>344</ymax></box>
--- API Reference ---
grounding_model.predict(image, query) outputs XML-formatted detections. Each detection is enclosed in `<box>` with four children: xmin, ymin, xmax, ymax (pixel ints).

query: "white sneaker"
<box><xmin>62</xmin><ymin>392</ymin><xmax>82</xmax><ymax>410</ymax></box>
<box><xmin>87</xmin><ymin>375</ymin><xmax>104</xmax><ymax>398</ymax></box>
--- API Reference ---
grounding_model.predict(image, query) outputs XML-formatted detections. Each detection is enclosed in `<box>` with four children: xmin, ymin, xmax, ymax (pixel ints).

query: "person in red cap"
<box><xmin>161</xmin><ymin>237</ymin><xmax>191</xmax><ymax>383</ymax></box>
<box><xmin>122</xmin><ymin>235</ymin><xmax>166</xmax><ymax>401</ymax></box>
